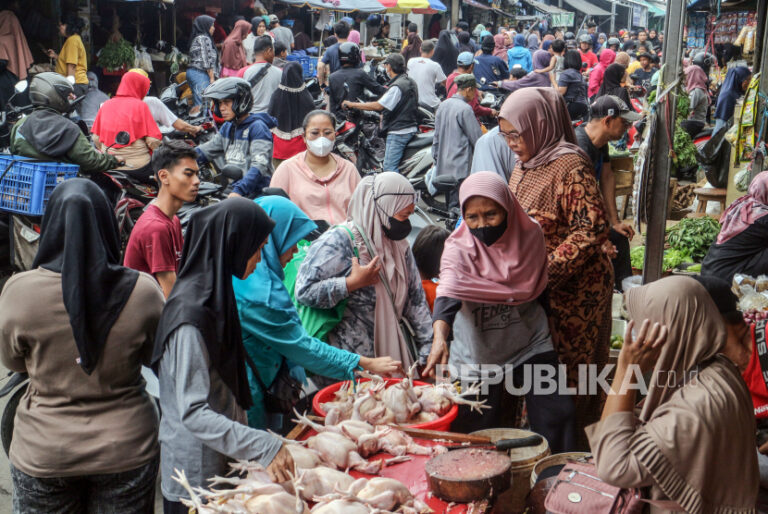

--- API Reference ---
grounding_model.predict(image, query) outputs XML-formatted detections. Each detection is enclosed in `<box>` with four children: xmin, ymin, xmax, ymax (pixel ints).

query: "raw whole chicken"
<box><xmin>310</xmin><ymin>499</ymin><xmax>375</xmax><ymax>514</ymax></box>
<box><xmin>292</xmin><ymin>466</ymin><xmax>356</xmax><ymax>501</ymax></box>
<box><xmin>306</xmin><ymin>432</ymin><xmax>383</xmax><ymax>474</ymax></box>
<box><xmin>286</xmin><ymin>444</ymin><xmax>325</xmax><ymax>470</ymax></box>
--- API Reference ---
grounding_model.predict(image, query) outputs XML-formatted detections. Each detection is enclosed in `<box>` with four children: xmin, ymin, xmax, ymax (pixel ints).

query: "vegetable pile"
<box><xmin>97</xmin><ymin>38</ymin><xmax>134</xmax><ymax>71</ymax></box>
<box><xmin>629</xmin><ymin>246</ymin><xmax>694</xmax><ymax>271</ymax></box>
<box><xmin>610</xmin><ymin>335</ymin><xmax>624</xmax><ymax>349</ymax></box>
<box><xmin>666</xmin><ymin>216</ymin><xmax>721</xmax><ymax>261</ymax></box>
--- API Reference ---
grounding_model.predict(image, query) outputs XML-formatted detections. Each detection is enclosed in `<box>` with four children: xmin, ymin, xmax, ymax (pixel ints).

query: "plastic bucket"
<box><xmin>530</xmin><ymin>452</ymin><xmax>591</xmax><ymax>487</ymax></box>
<box><xmin>470</xmin><ymin>428</ymin><xmax>550</xmax><ymax>513</ymax></box>
<box><xmin>312</xmin><ymin>378</ymin><xmax>458</xmax><ymax>431</ymax></box>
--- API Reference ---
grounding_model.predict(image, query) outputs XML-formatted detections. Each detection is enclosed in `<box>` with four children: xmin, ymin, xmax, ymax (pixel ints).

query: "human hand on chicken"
<box><xmin>359</xmin><ymin>355</ymin><xmax>403</xmax><ymax>376</ymax></box>
<box><xmin>265</xmin><ymin>444</ymin><xmax>295</xmax><ymax>483</ymax></box>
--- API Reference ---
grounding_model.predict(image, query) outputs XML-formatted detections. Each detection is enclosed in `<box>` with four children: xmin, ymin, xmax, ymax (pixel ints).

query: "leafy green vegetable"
<box><xmin>629</xmin><ymin>245</ymin><xmax>693</xmax><ymax>270</ymax></box>
<box><xmin>630</xmin><ymin>246</ymin><xmax>645</xmax><ymax>269</ymax></box>
<box><xmin>97</xmin><ymin>38</ymin><xmax>134</xmax><ymax>71</ymax></box>
<box><xmin>673</xmin><ymin>121</ymin><xmax>697</xmax><ymax>169</ymax></box>
<box><xmin>687</xmin><ymin>263</ymin><xmax>702</xmax><ymax>273</ymax></box>
<box><xmin>666</xmin><ymin>217</ymin><xmax>721</xmax><ymax>261</ymax></box>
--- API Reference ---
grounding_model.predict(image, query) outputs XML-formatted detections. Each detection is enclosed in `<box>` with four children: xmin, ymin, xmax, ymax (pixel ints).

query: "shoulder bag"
<box><xmin>544</xmin><ymin>458</ymin><xmax>645</xmax><ymax>514</ymax></box>
<box><xmin>243</xmin><ymin>352</ymin><xmax>302</xmax><ymax>415</ymax></box>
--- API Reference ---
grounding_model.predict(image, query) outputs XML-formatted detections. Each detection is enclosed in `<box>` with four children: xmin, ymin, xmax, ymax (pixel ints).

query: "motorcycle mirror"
<box><xmin>221</xmin><ymin>165</ymin><xmax>243</xmax><ymax>181</ymax></box>
<box><xmin>14</xmin><ymin>80</ymin><xmax>27</xmax><ymax>93</ymax></box>
<box><xmin>115</xmin><ymin>131</ymin><xmax>131</xmax><ymax>146</ymax></box>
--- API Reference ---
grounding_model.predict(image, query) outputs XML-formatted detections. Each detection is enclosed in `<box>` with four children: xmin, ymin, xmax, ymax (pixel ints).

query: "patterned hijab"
<box><xmin>716</xmin><ymin>170</ymin><xmax>768</xmax><ymax>244</ymax></box>
<box><xmin>499</xmin><ymin>87</ymin><xmax>589</xmax><ymax>169</ymax></box>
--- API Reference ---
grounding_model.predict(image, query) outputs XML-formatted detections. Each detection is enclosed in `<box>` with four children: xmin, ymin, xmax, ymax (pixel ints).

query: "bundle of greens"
<box><xmin>98</xmin><ymin>38</ymin><xmax>134</xmax><ymax>71</ymax></box>
<box><xmin>666</xmin><ymin>217</ymin><xmax>721</xmax><ymax>261</ymax></box>
<box><xmin>630</xmin><ymin>245</ymin><xmax>695</xmax><ymax>271</ymax></box>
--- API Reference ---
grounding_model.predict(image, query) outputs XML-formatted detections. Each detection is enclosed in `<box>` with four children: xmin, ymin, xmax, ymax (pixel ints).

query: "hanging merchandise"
<box><xmin>736</xmin><ymin>74</ymin><xmax>761</xmax><ymax>163</ymax></box>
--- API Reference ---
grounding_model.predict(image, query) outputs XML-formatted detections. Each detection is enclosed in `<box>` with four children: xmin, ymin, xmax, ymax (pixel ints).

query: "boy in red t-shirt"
<box><xmin>411</xmin><ymin>225</ymin><xmax>451</xmax><ymax>312</ymax></box>
<box><xmin>124</xmin><ymin>140</ymin><xmax>201</xmax><ymax>297</ymax></box>
<box><xmin>578</xmin><ymin>36</ymin><xmax>598</xmax><ymax>72</ymax></box>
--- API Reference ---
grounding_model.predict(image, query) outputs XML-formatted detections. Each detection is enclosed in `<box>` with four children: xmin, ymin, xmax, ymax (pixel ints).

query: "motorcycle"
<box><xmin>411</xmin><ymin>172</ymin><xmax>460</xmax><ymax>231</ymax></box>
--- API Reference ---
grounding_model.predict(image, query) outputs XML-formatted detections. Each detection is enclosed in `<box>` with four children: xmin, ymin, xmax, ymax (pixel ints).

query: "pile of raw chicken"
<box><xmin>173</xmin><ymin>371</ymin><xmax>489</xmax><ymax>513</ymax></box>
<box><xmin>320</xmin><ymin>367</ymin><xmax>489</xmax><ymax>425</ymax></box>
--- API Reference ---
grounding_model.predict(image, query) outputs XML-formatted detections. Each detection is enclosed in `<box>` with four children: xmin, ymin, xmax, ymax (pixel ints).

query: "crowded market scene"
<box><xmin>2</xmin><ymin>0</ymin><xmax>768</xmax><ymax>511</ymax></box>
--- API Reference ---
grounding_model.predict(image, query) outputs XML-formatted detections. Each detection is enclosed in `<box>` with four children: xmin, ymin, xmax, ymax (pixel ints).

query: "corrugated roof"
<box><xmin>561</xmin><ymin>0</ymin><xmax>612</xmax><ymax>15</ymax></box>
<box><xmin>519</xmin><ymin>0</ymin><xmax>569</xmax><ymax>14</ymax></box>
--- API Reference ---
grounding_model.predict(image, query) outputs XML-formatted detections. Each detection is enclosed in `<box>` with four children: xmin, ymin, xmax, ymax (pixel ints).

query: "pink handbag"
<box><xmin>544</xmin><ymin>458</ymin><xmax>645</xmax><ymax>514</ymax></box>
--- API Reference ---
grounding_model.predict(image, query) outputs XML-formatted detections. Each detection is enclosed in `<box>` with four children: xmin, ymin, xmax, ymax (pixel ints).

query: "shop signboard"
<box><xmin>632</xmin><ymin>5</ymin><xmax>648</xmax><ymax>28</ymax></box>
<box><xmin>551</xmin><ymin>12</ymin><xmax>574</xmax><ymax>26</ymax></box>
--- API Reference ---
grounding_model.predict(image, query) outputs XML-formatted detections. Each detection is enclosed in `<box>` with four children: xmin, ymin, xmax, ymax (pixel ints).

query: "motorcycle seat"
<box><xmin>196</xmin><ymin>182</ymin><xmax>220</xmax><ymax>196</ymax></box>
<box><xmin>405</xmin><ymin>132</ymin><xmax>433</xmax><ymax>150</ymax></box>
<box><xmin>431</xmin><ymin>174</ymin><xmax>458</xmax><ymax>193</ymax></box>
<box><xmin>694</xmin><ymin>127</ymin><xmax>713</xmax><ymax>139</ymax></box>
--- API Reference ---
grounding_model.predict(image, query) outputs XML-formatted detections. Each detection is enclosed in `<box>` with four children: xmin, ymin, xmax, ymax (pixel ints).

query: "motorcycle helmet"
<box><xmin>566</xmin><ymin>39</ymin><xmax>577</xmax><ymax>50</ymax></box>
<box><xmin>29</xmin><ymin>72</ymin><xmax>75</xmax><ymax>114</ymax></box>
<box><xmin>202</xmin><ymin>78</ymin><xmax>254</xmax><ymax>118</ymax></box>
<box><xmin>339</xmin><ymin>42</ymin><xmax>361</xmax><ymax>68</ymax></box>
<box><xmin>607</xmin><ymin>37</ymin><xmax>621</xmax><ymax>48</ymax></box>
<box><xmin>564</xmin><ymin>31</ymin><xmax>575</xmax><ymax>40</ymax></box>
<box><xmin>692</xmin><ymin>51</ymin><xmax>716</xmax><ymax>75</ymax></box>
<box><xmin>578</xmin><ymin>34</ymin><xmax>592</xmax><ymax>45</ymax></box>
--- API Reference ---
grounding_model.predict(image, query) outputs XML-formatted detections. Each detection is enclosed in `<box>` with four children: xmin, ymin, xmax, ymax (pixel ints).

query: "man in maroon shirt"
<box><xmin>124</xmin><ymin>140</ymin><xmax>200</xmax><ymax>297</ymax></box>
<box><xmin>445</xmin><ymin>52</ymin><xmax>498</xmax><ymax>123</ymax></box>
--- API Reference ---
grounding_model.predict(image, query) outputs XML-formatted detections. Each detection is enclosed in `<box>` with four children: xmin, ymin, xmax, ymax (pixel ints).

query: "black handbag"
<box><xmin>244</xmin><ymin>353</ymin><xmax>303</xmax><ymax>414</ymax></box>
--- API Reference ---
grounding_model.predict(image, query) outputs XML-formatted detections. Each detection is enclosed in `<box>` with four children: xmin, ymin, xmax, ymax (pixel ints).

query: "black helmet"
<box><xmin>29</xmin><ymin>72</ymin><xmax>75</xmax><ymax>114</ymax></box>
<box><xmin>564</xmin><ymin>31</ymin><xmax>575</xmax><ymax>40</ymax></box>
<box><xmin>566</xmin><ymin>39</ymin><xmax>577</xmax><ymax>49</ymax></box>
<box><xmin>692</xmin><ymin>52</ymin><xmax>715</xmax><ymax>75</ymax></box>
<box><xmin>202</xmin><ymin>78</ymin><xmax>254</xmax><ymax>118</ymax></box>
<box><xmin>339</xmin><ymin>42</ymin><xmax>361</xmax><ymax>67</ymax></box>
<box><xmin>578</xmin><ymin>34</ymin><xmax>592</xmax><ymax>45</ymax></box>
<box><xmin>607</xmin><ymin>37</ymin><xmax>621</xmax><ymax>48</ymax></box>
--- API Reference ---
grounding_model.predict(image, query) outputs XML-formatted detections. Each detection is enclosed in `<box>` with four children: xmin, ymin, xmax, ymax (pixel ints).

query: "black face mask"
<box><xmin>383</xmin><ymin>216</ymin><xmax>411</xmax><ymax>241</ymax></box>
<box><xmin>469</xmin><ymin>219</ymin><xmax>507</xmax><ymax>246</ymax></box>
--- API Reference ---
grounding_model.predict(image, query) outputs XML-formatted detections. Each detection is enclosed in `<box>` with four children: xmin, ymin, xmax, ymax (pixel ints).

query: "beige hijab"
<box><xmin>346</xmin><ymin>172</ymin><xmax>417</xmax><ymax>368</ymax></box>
<box><xmin>626</xmin><ymin>276</ymin><xmax>758</xmax><ymax>513</ymax></box>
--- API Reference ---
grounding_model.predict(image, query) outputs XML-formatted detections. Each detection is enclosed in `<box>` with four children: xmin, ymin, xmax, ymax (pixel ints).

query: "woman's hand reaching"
<box><xmin>359</xmin><ymin>356</ymin><xmax>403</xmax><ymax>376</ymax></box>
<box><xmin>346</xmin><ymin>256</ymin><xmax>381</xmax><ymax>292</ymax></box>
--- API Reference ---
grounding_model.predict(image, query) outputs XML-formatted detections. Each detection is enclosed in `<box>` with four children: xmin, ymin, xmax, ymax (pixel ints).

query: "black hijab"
<box><xmin>190</xmin><ymin>15</ymin><xmax>215</xmax><ymax>51</ymax></box>
<box><xmin>152</xmin><ymin>198</ymin><xmax>275</xmax><ymax>410</ymax></box>
<box><xmin>432</xmin><ymin>29</ymin><xmax>460</xmax><ymax>76</ymax></box>
<box><xmin>597</xmin><ymin>63</ymin><xmax>631</xmax><ymax>106</ymax></box>
<box><xmin>268</xmin><ymin>62</ymin><xmax>315</xmax><ymax>136</ymax></box>
<box><xmin>32</xmin><ymin>179</ymin><xmax>139</xmax><ymax>374</ymax></box>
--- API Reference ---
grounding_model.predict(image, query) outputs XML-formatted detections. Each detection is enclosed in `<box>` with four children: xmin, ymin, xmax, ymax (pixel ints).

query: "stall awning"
<box><xmin>379</xmin><ymin>0</ymin><xmax>446</xmax><ymax>11</ymax></box>
<box><xmin>519</xmin><ymin>0</ymin><xmax>568</xmax><ymax>14</ymax></box>
<box><xmin>561</xmin><ymin>0</ymin><xmax>612</xmax><ymax>15</ymax></box>
<box><xmin>278</xmin><ymin>0</ymin><xmax>385</xmax><ymax>12</ymax></box>
<box><xmin>493</xmin><ymin>7</ymin><xmax>516</xmax><ymax>17</ymax></box>
<box><xmin>463</xmin><ymin>0</ymin><xmax>492</xmax><ymax>9</ymax></box>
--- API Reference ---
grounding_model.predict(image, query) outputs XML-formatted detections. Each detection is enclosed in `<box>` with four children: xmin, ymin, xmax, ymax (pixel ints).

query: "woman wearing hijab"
<box><xmin>348</xmin><ymin>30</ymin><xmax>367</xmax><ymax>63</ymax></box>
<box><xmin>271</xmin><ymin>111</ymin><xmax>360</xmax><ymax>227</ymax></box>
<box><xmin>295</xmin><ymin>173</ymin><xmax>433</xmax><ymax>382</ymax></box>
<box><xmin>0</xmin><ymin>179</ymin><xmax>164</xmax><ymax>511</ymax></box>
<box><xmin>0</xmin><ymin>7</ymin><xmax>32</xmax><ymax>108</ymax></box>
<box><xmin>233</xmin><ymin>196</ymin><xmax>400</xmax><ymax>429</ymax></box>
<box><xmin>498</xmin><ymin>50</ymin><xmax>551</xmax><ymax>92</ymax></box>
<box><xmin>501</xmin><ymin>88</ymin><xmax>612</xmax><ymax>447</ymax></box>
<box><xmin>596</xmin><ymin>62</ymin><xmax>632</xmax><ymax>106</ymax></box>
<box><xmin>220</xmin><ymin>19</ymin><xmax>251</xmax><ymax>77</ymax></box>
<box><xmin>423</xmin><ymin>172</ymin><xmax>575</xmax><ymax>451</ymax></box>
<box><xmin>432</xmin><ymin>30</ymin><xmax>461</xmax><ymax>76</ymax></box>
<box><xmin>681</xmin><ymin>62</ymin><xmax>710</xmax><ymax>137</ymax></box>
<box><xmin>587</xmin><ymin>48</ymin><xmax>615</xmax><ymax>99</ymax></box>
<box><xmin>507</xmin><ymin>34</ymin><xmax>532</xmax><ymax>72</ymax></box>
<box><xmin>243</xmin><ymin>16</ymin><xmax>266</xmax><ymax>64</ymax></box>
<box><xmin>92</xmin><ymin>70</ymin><xmax>162</xmax><ymax>182</ymax></box>
<box><xmin>701</xmin><ymin>171</ymin><xmax>768</xmax><ymax>282</ymax></box>
<box><xmin>558</xmin><ymin>50</ymin><xmax>590</xmax><ymax>121</ymax></box>
<box><xmin>492</xmin><ymin>33</ymin><xmax>508</xmax><ymax>59</ymax></box>
<box><xmin>713</xmin><ymin>65</ymin><xmax>752</xmax><ymax>134</ymax></box>
<box><xmin>527</xmin><ymin>32</ymin><xmax>540</xmax><ymax>53</ymax></box>
<box><xmin>187</xmin><ymin>15</ymin><xmax>218</xmax><ymax>111</ymax></box>
<box><xmin>268</xmin><ymin>62</ymin><xmax>315</xmax><ymax>166</ymax></box>
<box><xmin>587</xmin><ymin>276</ymin><xmax>758</xmax><ymax>512</ymax></box>
<box><xmin>154</xmin><ymin>199</ymin><xmax>294</xmax><ymax>512</ymax></box>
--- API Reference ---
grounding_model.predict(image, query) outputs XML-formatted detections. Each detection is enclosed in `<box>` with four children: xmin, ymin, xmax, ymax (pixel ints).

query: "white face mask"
<box><xmin>306</xmin><ymin>136</ymin><xmax>334</xmax><ymax>157</ymax></box>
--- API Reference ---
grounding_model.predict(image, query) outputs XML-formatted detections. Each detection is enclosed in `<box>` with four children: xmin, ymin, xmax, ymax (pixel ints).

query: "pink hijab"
<box><xmin>437</xmin><ymin>172</ymin><xmax>548</xmax><ymax>305</ymax></box>
<box><xmin>0</xmin><ymin>10</ymin><xmax>32</xmax><ymax>80</ymax></box>
<box><xmin>588</xmin><ymin>49</ymin><xmax>616</xmax><ymax>98</ymax></box>
<box><xmin>348</xmin><ymin>30</ymin><xmax>366</xmax><ymax>62</ymax></box>
<box><xmin>684</xmin><ymin>64</ymin><xmax>709</xmax><ymax>93</ymax></box>
<box><xmin>492</xmin><ymin>34</ymin><xmax>507</xmax><ymax>59</ymax></box>
<box><xmin>716</xmin><ymin>171</ymin><xmax>768</xmax><ymax>244</ymax></box>
<box><xmin>499</xmin><ymin>87</ymin><xmax>589</xmax><ymax>170</ymax></box>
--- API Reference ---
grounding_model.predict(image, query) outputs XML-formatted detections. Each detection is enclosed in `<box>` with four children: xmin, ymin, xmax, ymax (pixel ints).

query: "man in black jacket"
<box><xmin>328</xmin><ymin>42</ymin><xmax>385</xmax><ymax>123</ymax></box>
<box><xmin>343</xmin><ymin>53</ymin><xmax>419</xmax><ymax>172</ymax></box>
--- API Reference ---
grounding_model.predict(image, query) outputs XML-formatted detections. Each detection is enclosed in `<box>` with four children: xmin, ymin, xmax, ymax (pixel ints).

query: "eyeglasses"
<box><xmin>498</xmin><ymin>128</ymin><xmax>522</xmax><ymax>144</ymax></box>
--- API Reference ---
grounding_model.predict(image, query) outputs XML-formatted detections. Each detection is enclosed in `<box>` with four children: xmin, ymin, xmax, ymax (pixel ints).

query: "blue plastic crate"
<box><xmin>0</xmin><ymin>156</ymin><xmax>79</xmax><ymax>216</ymax></box>
<box><xmin>286</xmin><ymin>54</ymin><xmax>318</xmax><ymax>79</ymax></box>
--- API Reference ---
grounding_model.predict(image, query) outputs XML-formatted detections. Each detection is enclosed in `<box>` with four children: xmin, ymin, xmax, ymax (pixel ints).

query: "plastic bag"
<box><xmin>137</xmin><ymin>46</ymin><xmax>154</xmax><ymax>73</ymax></box>
<box><xmin>735</xmin><ymin>167</ymin><xmax>750</xmax><ymax>192</ymax></box>
<box><xmin>739</xmin><ymin>292</ymin><xmax>768</xmax><ymax>312</ymax></box>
